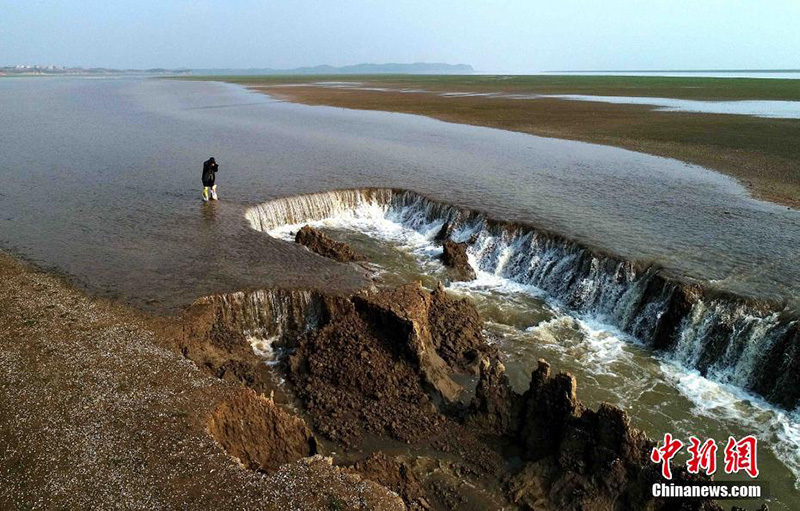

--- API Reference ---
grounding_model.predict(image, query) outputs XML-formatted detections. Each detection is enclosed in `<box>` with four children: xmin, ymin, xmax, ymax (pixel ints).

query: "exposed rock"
<box><xmin>505</xmin><ymin>463</ymin><xmax>555</xmax><ymax>511</ymax></box>
<box><xmin>206</xmin><ymin>388</ymin><xmax>318</xmax><ymax>474</ymax></box>
<box><xmin>354</xmin><ymin>283</ymin><xmax>463</xmax><ymax>402</ymax></box>
<box><xmin>295</xmin><ymin>225</ymin><xmax>366</xmax><ymax>262</ymax></box>
<box><xmin>467</xmin><ymin>357</ymin><xmax>519</xmax><ymax>435</ymax></box>
<box><xmin>160</xmin><ymin>300</ymin><xmax>286</xmax><ymax>400</ymax></box>
<box><xmin>428</xmin><ymin>283</ymin><xmax>494</xmax><ymax>374</ymax></box>
<box><xmin>350</xmin><ymin>453</ymin><xmax>428</xmax><ymax>509</ymax></box>
<box><xmin>440</xmin><ymin>240</ymin><xmax>476</xmax><ymax>281</ymax></box>
<box><xmin>519</xmin><ymin>360</ymin><xmax>583</xmax><ymax>461</ymax></box>
<box><xmin>469</xmin><ymin>358</ymin><xmax>724</xmax><ymax>511</ymax></box>
<box><xmin>286</xmin><ymin>288</ymin><xmax>447</xmax><ymax>446</ymax></box>
<box><xmin>434</xmin><ymin>221</ymin><xmax>453</xmax><ymax>242</ymax></box>
<box><xmin>284</xmin><ymin>282</ymin><xmax>498</xmax><ymax>448</ymax></box>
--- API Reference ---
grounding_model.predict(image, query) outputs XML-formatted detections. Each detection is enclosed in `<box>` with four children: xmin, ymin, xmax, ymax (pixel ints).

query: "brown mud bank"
<box><xmin>246</xmin><ymin>188</ymin><xmax>800</xmax><ymax>411</ymax></box>
<box><xmin>295</xmin><ymin>224</ymin><xmax>368</xmax><ymax>262</ymax></box>
<box><xmin>0</xmin><ymin>252</ymin><xmax>403</xmax><ymax>510</ymax></box>
<box><xmin>206</xmin><ymin>388</ymin><xmax>318</xmax><ymax>473</ymax></box>
<box><xmin>0</xmin><ymin>237</ymin><xmax>768</xmax><ymax>509</ymax></box>
<box><xmin>173</xmin><ymin>236</ymin><xmax>732</xmax><ymax>511</ymax></box>
<box><xmin>230</xmin><ymin>78</ymin><xmax>800</xmax><ymax>209</ymax></box>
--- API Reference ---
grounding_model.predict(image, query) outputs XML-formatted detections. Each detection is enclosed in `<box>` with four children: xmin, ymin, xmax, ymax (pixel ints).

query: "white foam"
<box><xmin>247</xmin><ymin>335</ymin><xmax>280</xmax><ymax>366</ymax></box>
<box><xmin>256</xmin><ymin>202</ymin><xmax>800</xmax><ymax>487</ymax></box>
<box><xmin>575</xmin><ymin>318</ymin><xmax>635</xmax><ymax>370</ymax></box>
<box><xmin>451</xmin><ymin>263</ymin><xmax>546</xmax><ymax>299</ymax></box>
<box><xmin>660</xmin><ymin>361</ymin><xmax>800</xmax><ymax>486</ymax></box>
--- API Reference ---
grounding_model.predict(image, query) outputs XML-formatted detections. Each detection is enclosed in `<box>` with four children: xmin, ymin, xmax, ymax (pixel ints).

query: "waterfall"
<box><xmin>245</xmin><ymin>189</ymin><xmax>393</xmax><ymax>232</ymax></box>
<box><xmin>245</xmin><ymin>188</ymin><xmax>800</xmax><ymax>410</ymax></box>
<box><xmin>195</xmin><ymin>288</ymin><xmax>326</xmax><ymax>340</ymax></box>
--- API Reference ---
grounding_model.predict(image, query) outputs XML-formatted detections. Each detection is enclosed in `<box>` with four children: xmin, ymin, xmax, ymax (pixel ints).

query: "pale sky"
<box><xmin>2</xmin><ymin>0</ymin><xmax>799</xmax><ymax>72</ymax></box>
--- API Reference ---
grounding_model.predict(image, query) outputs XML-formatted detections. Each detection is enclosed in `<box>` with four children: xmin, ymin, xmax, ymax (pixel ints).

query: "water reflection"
<box><xmin>201</xmin><ymin>201</ymin><xmax>219</xmax><ymax>222</ymax></box>
<box><xmin>1</xmin><ymin>77</ymin><xmax>798</xmax><ymax>313</ymax></box>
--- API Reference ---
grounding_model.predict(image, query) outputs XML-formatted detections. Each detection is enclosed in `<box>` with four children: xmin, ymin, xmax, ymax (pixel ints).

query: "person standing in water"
<box><xmin>201</xmin><ymin>157</ymin><xmax>219</xmax><ymax>201</ymax></box>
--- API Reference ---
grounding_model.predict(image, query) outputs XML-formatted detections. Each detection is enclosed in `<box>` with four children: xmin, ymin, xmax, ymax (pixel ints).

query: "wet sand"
<box><xmin>211</xmin><ymin>76</ymin><xmax>800</xmax><ymax>208</ymax></box>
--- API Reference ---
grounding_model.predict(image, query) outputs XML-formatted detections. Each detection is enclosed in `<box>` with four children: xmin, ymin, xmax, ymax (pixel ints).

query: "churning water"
<box><xmin>2</xmin><ymin>77</ymin><xmax>799</xmax><ymax>507</ymax></box>
<box><xmin>252</xmin><ymin>189</ymin><xmax>800</xmax><ymax>510</ymax></box>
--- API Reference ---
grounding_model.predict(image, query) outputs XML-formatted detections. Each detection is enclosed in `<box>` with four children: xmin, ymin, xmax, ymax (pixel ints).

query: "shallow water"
<box><xmin>270</xmin><ymin>213</ymin><xmax>797</xmax><ymax>510</ymax></box>
<box><xmin>536</xmin><ymin>71</ymin><xmax>800</xmax><ymax>80</ymax></box>
<box><xmin>300</xmin><ymin>81</ymin><xmax>800</xmax><ymax>119</ymax></box>
<box><xmin>1</xmin><ymin>77</ymin><xmax>799</xmax><ymax>312</ymax></box>
<box><xmin>2</xmin><ymin>76</ymin><xmax>798</xmax><ymax>507</ymax></box>
<box><xmin>545</xmin><ymin>94</ymin><xmax>800</xmax><ymax>119</ymax></box>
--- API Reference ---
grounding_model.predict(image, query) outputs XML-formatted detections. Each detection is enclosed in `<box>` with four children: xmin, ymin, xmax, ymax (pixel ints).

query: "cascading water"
<box><xmin>246</xmin><ymin>189</ymin><xmax>394</xmax><ymax>233</ymax></box>
<box><xmin>195</xmin><ymin>288</ymin><xmax>326</xmax><ymax>340</ymax></box>
<box><xmin>243</xmin><ymin>188</ymin><xmax>800</xmax><ymax>507</ymax></box>
<box><xmin>245</xmin><ymin>188</ymin><xmax>800</xmax><ymax>411</ymax></box>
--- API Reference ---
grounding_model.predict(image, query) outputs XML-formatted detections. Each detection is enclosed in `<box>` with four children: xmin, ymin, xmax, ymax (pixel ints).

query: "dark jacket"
<box><xmin>202</xmin><ymin>159</ymin><xmax>219</xmax><ymax>186</ymax></box>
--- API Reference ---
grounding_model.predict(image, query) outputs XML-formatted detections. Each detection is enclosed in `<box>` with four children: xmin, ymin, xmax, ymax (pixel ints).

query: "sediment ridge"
<box><xmin>245</xmin><ymin>188</ymin><xmax>800</xmax><ymax>410</ymax></box>
<box><xmin>181</xmin><ymin>278</ymin><xmax>727</xmax><ymax>510</ymax></box>
<box><xmin>295</xmin><ymin>224</ymin><xmax>368</xmax><ymax>262</ymax></box>
<box><xmin>0</xmin><ymin>252</ymin><xmax>405</xmax><ymax>510</ymax></box>
<box><xmin>1</xmin><ymin>245</ymin><xmax>763</xmax><ymax>509</ymax></box>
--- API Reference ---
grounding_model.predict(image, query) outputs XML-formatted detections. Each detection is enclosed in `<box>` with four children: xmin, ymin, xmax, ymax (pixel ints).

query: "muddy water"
<box><xmin>1</xmin><ymin>77</ymin><xmax>799</xmax><ymax>507</ymax></box>
<box><xmin>274</xmin><ymin>219</ymin><xmax>797</xmax><ymax>510</ymax></box>
<box><xmin>1</xmin><ymin>77</ymin><xmax>799</xmax><ymax>311</ymax></box>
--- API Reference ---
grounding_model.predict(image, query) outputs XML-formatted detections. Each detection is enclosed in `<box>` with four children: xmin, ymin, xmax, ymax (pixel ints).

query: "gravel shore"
<box><xmin>0</xmin><ymin>252</ymin><xmax>401</xmax><ymax>510</ymax></box>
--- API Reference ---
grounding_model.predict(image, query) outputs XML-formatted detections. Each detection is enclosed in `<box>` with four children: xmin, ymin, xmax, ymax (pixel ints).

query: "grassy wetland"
<box><xmin>193</xmin><ymin>74</ymin><xmax>800</xmax><ymax>208</ymax></box>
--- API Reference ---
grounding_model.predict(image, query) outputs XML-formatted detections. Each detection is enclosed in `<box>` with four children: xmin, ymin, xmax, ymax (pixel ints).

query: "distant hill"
<box><xmin>193</xmin><ymin>63</ymin><xmax>474</xmax><ymax>76</ymax></box>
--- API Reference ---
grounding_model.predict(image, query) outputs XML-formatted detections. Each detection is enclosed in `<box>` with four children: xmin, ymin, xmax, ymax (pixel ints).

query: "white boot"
<box><xmin>210</xmin><ymin>185</ymin><xmax>218</xmax><ymax>200</ymax></box>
